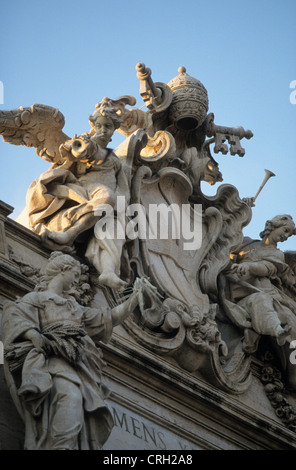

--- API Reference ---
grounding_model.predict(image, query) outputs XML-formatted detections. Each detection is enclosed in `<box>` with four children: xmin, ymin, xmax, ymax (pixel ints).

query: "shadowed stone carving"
<box><xmin>1</xmin><ymin>63</ymin><xmax>296</xmax><ymax>444</ymax></box>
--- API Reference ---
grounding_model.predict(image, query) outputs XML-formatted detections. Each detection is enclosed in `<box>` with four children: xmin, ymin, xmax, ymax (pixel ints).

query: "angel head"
<box><xmin>89</xmin><ymin>97</ymin><xmax>123</xmax><ymax>147</ymax></box>
<box><xmin>260</xmin><ymin>214</ymin><xmax>296</xmax><ymax>245</ymax></box>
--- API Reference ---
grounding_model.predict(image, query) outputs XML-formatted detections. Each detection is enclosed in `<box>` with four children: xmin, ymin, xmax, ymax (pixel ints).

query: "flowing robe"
<box><xmin>219</xmin><ymin>236</ymin><xmax>296</xmax><ymax>367</ymax></box>
<box><xmin>220</xmin><ymin>237</ymin><xmax>296</xmax><ymax>329</ymax></box>
<box><xmin>2</xmin><ymin>291</ymin><xmax>114</xmax><ymax>450</ymax></box>
<box><xmin>26</xmin><ymin>150</ymin><xmax>129</xmax><ymax>234</ymax></box>
<box><xmin>25</xmin><ymin>151</ymin><xmax>130</xmax><ymax>281</ymax></box>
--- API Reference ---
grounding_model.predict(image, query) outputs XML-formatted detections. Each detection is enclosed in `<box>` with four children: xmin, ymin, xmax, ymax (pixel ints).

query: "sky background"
<box><xmin>0</xmin><ymin>0</ymin><xmax>295</xmax><ymax>250</ymax></box>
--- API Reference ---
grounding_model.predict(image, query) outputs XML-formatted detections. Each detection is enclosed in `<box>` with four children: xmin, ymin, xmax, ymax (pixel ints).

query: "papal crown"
<box><xmin>167</xmin><ymin>66</ymin><xmax>209</xmax><ymax>130</ymax></box>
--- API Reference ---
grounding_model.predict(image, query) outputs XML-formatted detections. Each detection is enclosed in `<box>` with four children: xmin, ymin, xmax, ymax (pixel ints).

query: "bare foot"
<box><xmin>99</xmin><ymin>271</ymin><xmax>128</xmax><ymax>291</ymax></box>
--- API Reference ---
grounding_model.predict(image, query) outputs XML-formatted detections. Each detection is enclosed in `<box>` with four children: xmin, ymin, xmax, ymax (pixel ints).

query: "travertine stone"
<box><xmin>1</xmin><ymin>249</ymin><xmax>146</xmax><ymax>449</ymax></box>
<box><xmin>0</xmin><ymin>212</ymin><xmax>296</xmax><ymax>449</ymax></box>
<box><xmin>0</xmin><ymin>63</ymin><xmax>296</xmax><ymax>450</ymax></box>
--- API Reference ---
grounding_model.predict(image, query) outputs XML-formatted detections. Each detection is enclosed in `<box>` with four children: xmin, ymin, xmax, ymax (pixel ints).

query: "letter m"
<box><xmin>112</xmin><ymin>407</ymin><xmax>130</xmax><ymax>433</ymax></box>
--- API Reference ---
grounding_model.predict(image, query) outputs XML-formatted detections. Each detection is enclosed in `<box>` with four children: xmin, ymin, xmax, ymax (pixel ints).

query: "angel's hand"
<box><xmin>231</xmin><ymin>263</ymin><xmax>250</xmax><ymax>277</ymax></box>
<box><xmin>59</xmin><ymin>140</ymin><xmax>73</xmax><ymax>159</ymax></box>
<box><xmin>68</xmin><ymin>135</ymin><xmax>96</xmax><ymax>162</ymax></box>
<box><xmin>32</xmin><ymin>333</ymin><xmax>58</xmax><ymax>356</ymax></box>
<box><xmin>23</xmin><ymin>330</ymin><xmax>50</xmax><ymax>354</ymax></box>
<box><xmin>39</xmin><ymin>336</ymin><xmax>54</xmax><ymax>355</ymax></box>
<box><xmin>242</xmin><ymin>197</ymin><xmax>255</xmax><ymax>207</ymax></box>
<box><xmin>128</xmin><ymin>281</ymin><xmax>142</xmax><ymax>305</ymax></box>
<box><xmin>232</xmin><ymin>261</ymin><xmax>276</xmax><ymax>278</ymax></box>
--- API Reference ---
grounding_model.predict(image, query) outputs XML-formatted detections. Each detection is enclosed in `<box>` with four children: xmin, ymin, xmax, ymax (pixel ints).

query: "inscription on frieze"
<box><xmin>103</xmin><ymin>401</ymin><xmax>199</xmax><ymax>450</ymax></box>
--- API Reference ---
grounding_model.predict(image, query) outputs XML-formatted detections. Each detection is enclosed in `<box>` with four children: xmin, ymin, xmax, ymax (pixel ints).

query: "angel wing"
<box><xmin>0</xmin><ymin>104</ymin><xmax>70</xmax><ymax>164</ymax></box>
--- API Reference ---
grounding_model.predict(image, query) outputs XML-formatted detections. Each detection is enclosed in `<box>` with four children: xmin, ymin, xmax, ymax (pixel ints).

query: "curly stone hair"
<box><xmin>34</xmin><ymin>251</ymin><xmax>82</xmax><ymax>292</ymax></box>
<box><xmin>89</xmin><ymin>97</ymin><xmax>123</xmax><ymax>130</ymax></box>
<box><xmin>260</xmin><ymin>214</ymin><xmax>296</xmax><ymax>239</ymax></box>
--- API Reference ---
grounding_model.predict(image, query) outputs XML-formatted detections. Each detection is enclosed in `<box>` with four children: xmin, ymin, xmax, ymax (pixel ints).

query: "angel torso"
<box><xmin>75</xmin><ymin>150</ymin><xmax>120</xmax><ymax>196</ymax></box>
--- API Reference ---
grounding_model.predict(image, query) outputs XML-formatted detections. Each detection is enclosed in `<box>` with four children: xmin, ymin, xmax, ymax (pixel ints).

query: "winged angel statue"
<box><xmin>1</xmin><ymin>63</ymin><xmax>296</xmax><ymax>397</ymax></box>
<box><xmin>0</xmin><ymin>97</ymin><xmax>136</xmax><ymax>290</ymax></box>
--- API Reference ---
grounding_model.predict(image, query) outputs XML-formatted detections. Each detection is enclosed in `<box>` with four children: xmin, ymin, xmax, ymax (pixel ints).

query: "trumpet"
<box><xmin>253</xmin><ymin>169</ymin><xmax>276</xmax><ymax>201</ymax></box>
<box><xmin>70</xmin><ymin>133</ymin><xmax>104</xmax><ymax>159</ymax></box>
<box><xmin>71</xmin><ymin>136</ymin><xmax>92</xmax><ymax>158</ymax></box>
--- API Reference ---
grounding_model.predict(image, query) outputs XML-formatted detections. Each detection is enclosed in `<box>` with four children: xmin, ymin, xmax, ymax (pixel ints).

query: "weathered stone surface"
<box><xmin>0</xmin><ymin>367</ymin><xmax>24</xmax><ymax>450</ymax></box>
<box><xmin>1</xmin><ymin>210</ymin><xmax>296</xmax><ymax>449</ymax></box>
<box><xmin>0</xmin><ymin>62</ymin><xmax>296</xmax><ymax>450</ymax></box>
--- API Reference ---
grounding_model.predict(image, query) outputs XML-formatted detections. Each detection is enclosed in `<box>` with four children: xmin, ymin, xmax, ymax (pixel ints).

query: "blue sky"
<box><xmin>0</xmin><ymin>0</ymin><xmax>295</xmax><ymax>250</ymax></box>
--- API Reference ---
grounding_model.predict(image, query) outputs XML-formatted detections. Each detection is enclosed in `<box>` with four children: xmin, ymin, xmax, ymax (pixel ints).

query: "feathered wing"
<box><xmin>0</xmin><ymin>104</ymin><xmax>70</xmax><ymax>164</ymax></box>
